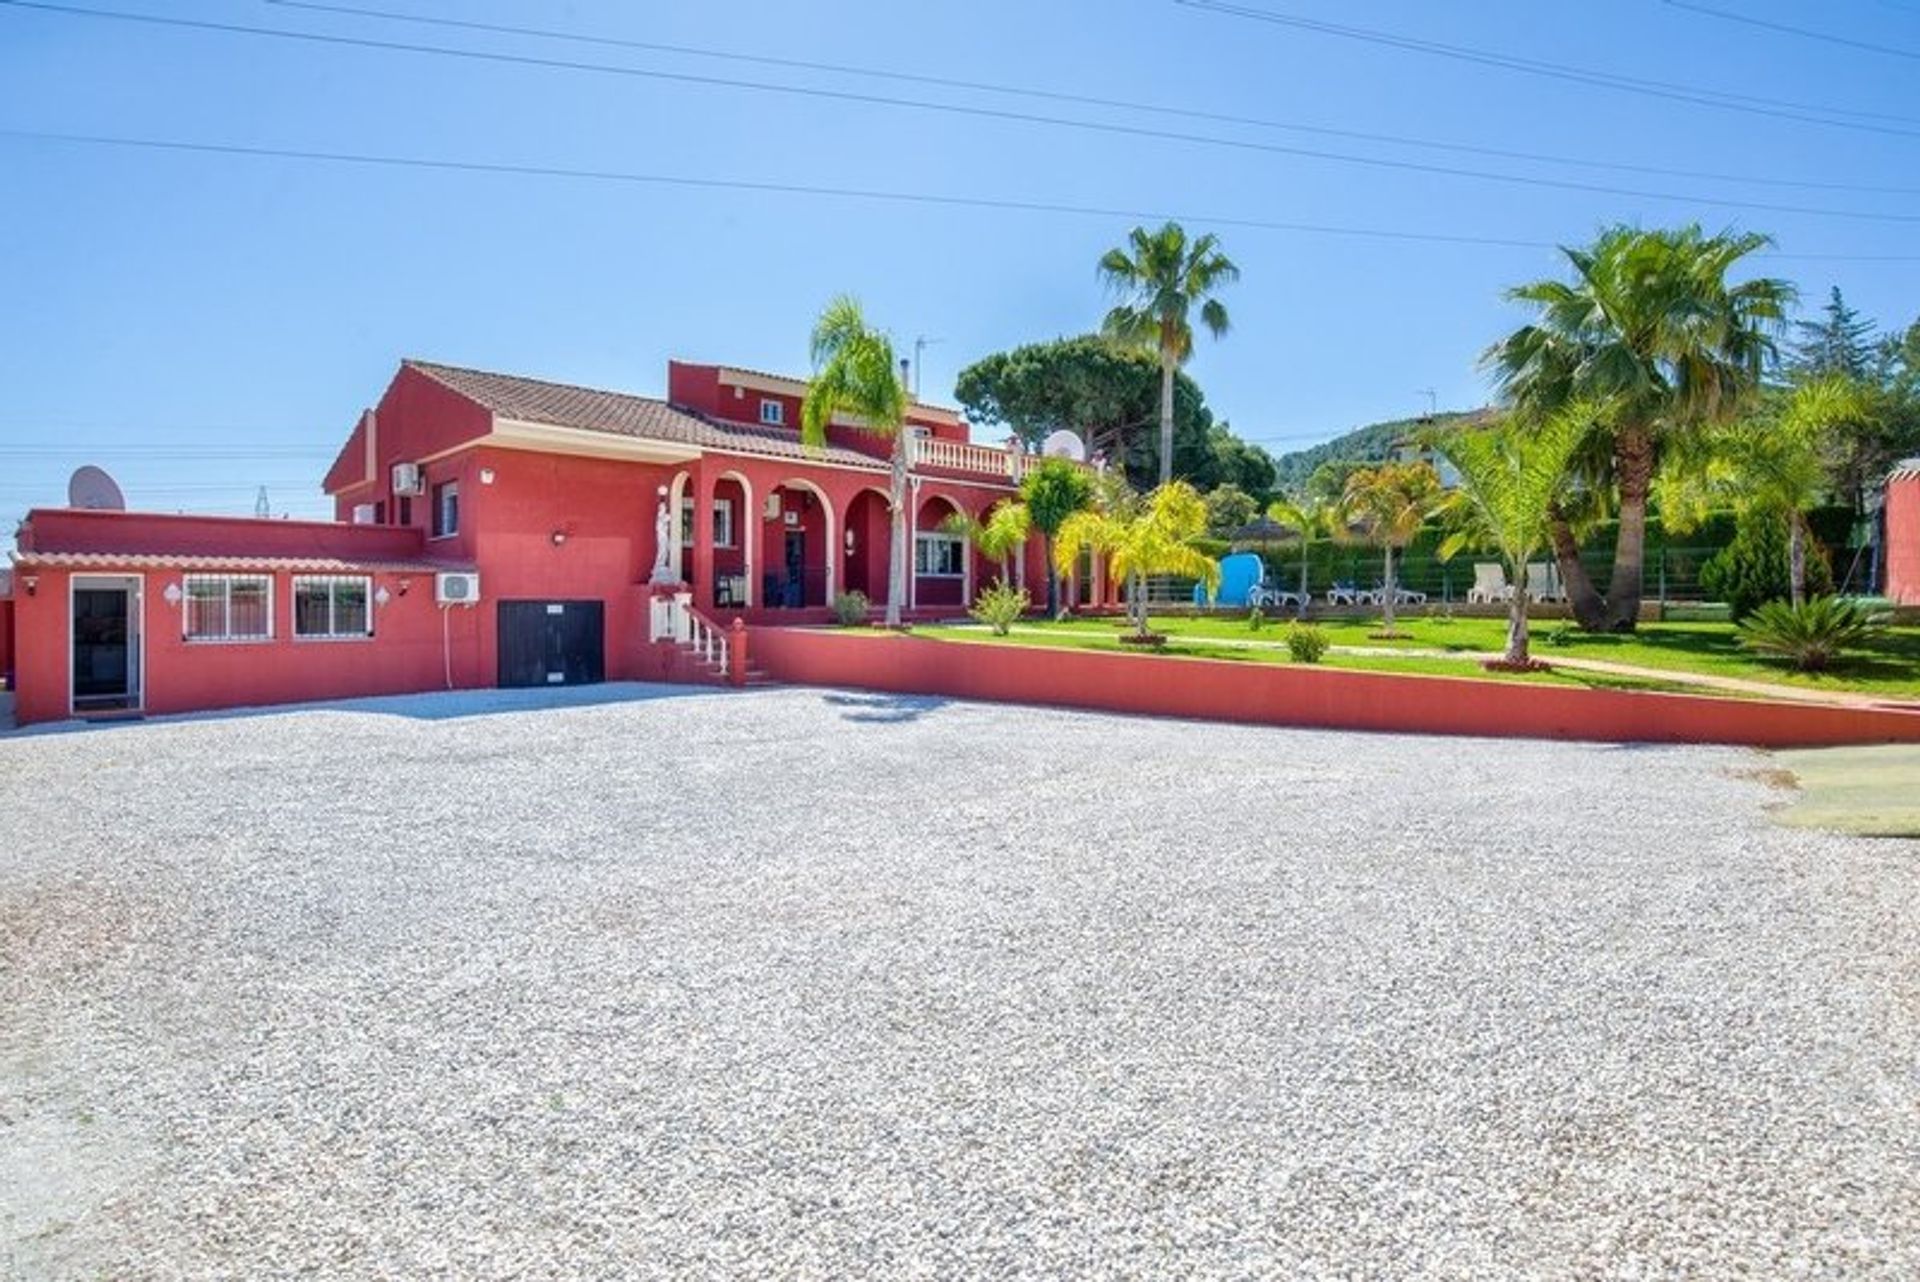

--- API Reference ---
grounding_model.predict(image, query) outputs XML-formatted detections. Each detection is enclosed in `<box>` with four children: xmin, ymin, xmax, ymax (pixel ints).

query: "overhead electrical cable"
<box><xmin>1</xmin><ymin>1</ymin><xmax>1917</xmax><ymax>223</ymax></box>
<box><xmin>5</xmin><ymin>128</ymin><xmax>1916</xmax><ymax>263</ymax></box>
<box><xmin>1663</xmin><ymin>0</ymin><xmax>1920</xmax><ymax>61</ymax></box>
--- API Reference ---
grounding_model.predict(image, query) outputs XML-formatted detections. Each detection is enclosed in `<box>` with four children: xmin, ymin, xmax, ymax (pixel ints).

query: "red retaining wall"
<box><xmin>748</xmin><ymin>628</ymin><xmax>1920</xmax><ymax>748</ymax></box>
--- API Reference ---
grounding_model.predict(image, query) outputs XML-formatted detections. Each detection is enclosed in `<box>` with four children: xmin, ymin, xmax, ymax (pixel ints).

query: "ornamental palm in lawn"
<box><xmin>1098</xmin><ymin>222</ymin><xmax>1239</xmax><ymax>486</ymax></box>
<box><xmin>802</xmin><ymin>296</ymin><xmax>909</xmax><ymax>627</ymax></box>
<box><xmin>1659</xmin><ymin>376</ymin><xmax>1873</xmax><ymax>608</ymax></box>
<box><xmin>1267</xmin><ymin>495</ymin><xmax>1334</xmax><ymax>604</ymax></box>
<box><xmin>1055</xmin><ymin>481</ymin><xmax>1220</xmax><ymax>641</ymax></box>
<box><xmin>1020</xmin><ymin>457</ymin><xmax>1095</xmax><ymax>616</ymax></box>
<box><xmin>1437</xmin><ymin>407</ymin><xmax>1594</xmax><ymax>666</ymax></box>
<box><xmin>1484</xmin><ymin>224</ymin><xmax>1793</xmax><ymax>632</ymax></box>
<box><xmin>941</xmin><ymin>500</ymin><xmax>1032</xmax><ymax>598</ymax></box>
<box><xmin>1340</xmin><ymin>461</ymin><xmax>1446</xmax><ymax>637</ymax></box>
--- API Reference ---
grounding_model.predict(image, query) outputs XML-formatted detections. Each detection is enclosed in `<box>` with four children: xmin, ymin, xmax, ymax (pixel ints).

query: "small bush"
<box><xmin>1700</xmin><ymin>514</ymin><xmax>1831</xmax><ymax>620</ymax></box>
<box><xmin>1284</xmin><ymin>622</ymin><xmax>1329</xmax><ymax>664</ymax></box>
<box><xmin>1737</xmin><ymin>596</ymin><xmax>1881</xmax><ymax>672</ymax></box>
<box><xmin>1247</xmin><ymin>606</ymin><xmax>1267</xmax><ymax>632</ymax></box>
<box><xmin>830</xmin><ymin>591</ymin><xmax>870</xmax><ymax>626</ymax></box>
<box><xmin>968</xmin><ymin>579</ymin><xmax>1030</xmax><ymax>636</ymax></box>
<box><xmin>1545</xmin><ymin>621</ymin><xmax>1575</xmax><ymax>648</ymax></box>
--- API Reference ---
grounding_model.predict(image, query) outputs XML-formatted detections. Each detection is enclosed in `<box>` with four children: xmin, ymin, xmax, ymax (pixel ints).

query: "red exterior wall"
<box><xmin>0</xmin><ymin>597</ymin><xmax>13</xmax><ymax>686</ymax></box>
<box><xmin>748</xmin><ymin>628</ymin><xmax>1920</xmax><ymax>748</ymax></box>
<box><xmin>1888</xmin><ymin>472</ymin><xmax>1920</xmax><ymax>606</ymax></box>
<box><xmin>8</xmin><ymin>564</ymin><xmax>486</xmax><ymax>725</ymax></box>
<box><xmin>18</xmin><ymin>509</ymin><xmax>427</xmax><ymax>562</ymax></box>
<box><xmin>327</xmin><ymin>363</ymin><xmax>495</xmax><ymax>521</ymax></box>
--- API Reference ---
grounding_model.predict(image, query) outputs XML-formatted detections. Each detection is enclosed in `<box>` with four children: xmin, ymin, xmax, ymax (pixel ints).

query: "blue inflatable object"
<box><xmin>1194</xmin><ymin>551</ymin><xmax>1264</xmax><ymax>608</ymax></box>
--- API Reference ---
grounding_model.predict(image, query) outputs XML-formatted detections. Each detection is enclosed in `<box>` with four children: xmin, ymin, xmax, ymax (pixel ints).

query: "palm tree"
<box><xmin>1098</xmin><ymin>222</ymin><xmax>1239</xmax><ymax>486</ymax></box>
<box><xmin>1340</xmin><ymin>461</ymin><xmax>1446</xmax><ymax>637</ymax></box>
<box><xmin>1267</xmin><ymin>495</ymin><xmax>1332</xmax><ymax>605</ymax></box>
<box><xmin>802</xmin><ymin>296</ymin><xmax>909</xmax><ymax>627</ymax></box>
<box><xmin>1484</xmin><ymin>224</ymin><xmax>1794</xmax><ymax>632</ymax></box>
<box><xmin>941</xmin><ymin>500</ymin><xmax>1032</xmax><ymax>597</ymax></box>
<box><xmin>1659</xmin><ymin>376</ymin><xmax>1872</xmax><ymax>607</ymax></box>
<box><xmin>1437</xmin><ymin>407</ymin><xmax>1594</xmax><ymax>665</ymax></box>
<box><xmin>1055</xmin><ymin>481</ymin><xmax>1220</xmax><ymax>641</ymax></box>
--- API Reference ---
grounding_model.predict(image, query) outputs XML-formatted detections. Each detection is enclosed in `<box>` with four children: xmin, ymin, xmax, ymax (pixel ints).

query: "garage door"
<box><xmin>497</xmin><ymin>600</ymin><xmax>605</xmax><ymax>688</ymax></box>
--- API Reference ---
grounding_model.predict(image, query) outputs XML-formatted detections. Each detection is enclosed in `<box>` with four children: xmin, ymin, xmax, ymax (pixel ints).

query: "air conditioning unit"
<box><xmin>350</xmin><ymin>503</ymin><xmax>378</xmax><ymax>525</ymax></box>
<box><xmin>435</xmin><ymin>571</ymin><xmax>481</xmax><ymax>605</ymax></box>
<box><xmin>764</xmin><ymin>493</ymin><xmax>782</xmax><ymax>520</ymax></box>
<box><xmin>391</xmin><ymin>462</ymin><xmax>425</xmax><ymax>496</ymax></box>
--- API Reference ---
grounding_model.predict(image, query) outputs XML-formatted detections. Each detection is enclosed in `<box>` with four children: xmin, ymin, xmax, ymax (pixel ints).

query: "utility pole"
<box><xmin>1416</xmin><ymin>388</ymin><xmax>1437</xmax><ymax>425</ymax></box>
<box><xmin>913</xmin><ymin>335</ymin><xmax>943</xmax><ymax>399</ymax></box>
<box><xmin>254</xmin><ymin>485</ymin><xmax>270</xmax><ymax>518</ymax></box>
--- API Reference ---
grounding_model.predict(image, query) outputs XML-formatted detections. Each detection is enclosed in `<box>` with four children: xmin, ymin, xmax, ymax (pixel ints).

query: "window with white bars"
<box><xmin>914</xmin><ymin>533</ymin><xmax>965</xmax><ymax>578</ymax></box>
<box><xmin>184</xmin><ymin>574</ymin><xmax>273</xmax><ymax>641</ymax></box>
<box><xmin>293</xmin><ymin>576</ymin><xmax>372</xmax><ymax>639</ymax></box>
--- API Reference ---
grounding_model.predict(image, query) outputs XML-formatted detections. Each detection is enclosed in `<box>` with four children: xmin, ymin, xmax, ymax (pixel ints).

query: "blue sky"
<box><xmin>3</xmin><ymin>0</ymin><xmax>1918</xmax><ymax>534</ymax></box>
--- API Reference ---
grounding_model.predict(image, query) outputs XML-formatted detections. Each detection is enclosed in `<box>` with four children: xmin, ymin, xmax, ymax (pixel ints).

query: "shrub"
<box><xmin>1737</xmin><ymin>596</ymin><xmax>1881</xmax><ymax>672</ymax></box>
<box><xmin>830</xmin><ymin>591</ymin><xmax>870</xmax><ymax>626</ymax></box>
<box><xmin>1247</xmin><ymin>606</ymin><xmax>1266</xmax><ymax>632</ymax></box>
<box><xmin>1545</xmin><ymin>621</ymin><xmax>1575</xmax><ymax>648</ymax></box>
<box><xmin>1284</xmin><ymin>622</ymin><xmax>1329</xmax><ymax>663</ymax></box>
<box><xmin>968</xmin><ymin>579</ymin><xmax>1030</xmax><ymax>636</ymax></box>
<box><xmin>1699</xmin><ymin>514</ymin><xmax>1831</xmax><ymax>620</ymax></box>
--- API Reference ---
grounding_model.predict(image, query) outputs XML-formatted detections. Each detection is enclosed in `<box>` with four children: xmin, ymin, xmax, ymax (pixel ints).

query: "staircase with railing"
<box><xmin>649</xmin><ymin>589</ymin><xmax>770</xmax><ymax>687</ymax></box>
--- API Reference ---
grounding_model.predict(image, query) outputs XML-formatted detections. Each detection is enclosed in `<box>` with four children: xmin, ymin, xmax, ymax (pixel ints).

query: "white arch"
<box><xmin>915</xmin><ymin>492</ymin><xmax>969</xmax><ymax>610</ymax></box>
<box><xmin>716</xmin><ymin>469</ymin><xmax>756</xmax><ymax>608</ymax></box>
<box><xmin>768</xmin><ymin>476</ymin><xmax>837</xmax><ymax>604</ymax></box>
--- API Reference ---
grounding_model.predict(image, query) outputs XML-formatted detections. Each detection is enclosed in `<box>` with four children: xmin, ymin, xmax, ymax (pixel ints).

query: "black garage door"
<box><xmin>497</xmin><ymin>600</ymin><xmax>605</xmax><ymax>688</ymax></box>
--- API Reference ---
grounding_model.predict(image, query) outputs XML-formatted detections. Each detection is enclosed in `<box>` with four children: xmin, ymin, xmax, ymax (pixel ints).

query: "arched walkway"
<box><xmin>763</xmin><ymin>477</ymin><xmax>836</xmax><ymax>607</ymax></box>
<box><xmin>913</xmin><ymin>493</ymin><xmax>970</xmax><ymax>610</ymax></box>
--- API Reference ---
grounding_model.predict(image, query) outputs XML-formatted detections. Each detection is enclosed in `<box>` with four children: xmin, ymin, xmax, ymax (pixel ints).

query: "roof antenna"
<box><xmin>1416</xmin><ymin>388</ymin><xmax>1437</xmax><ymax>427</ymax></box>
<box><xmin>913</xmin><ymin>335</ymin><xmax>943</xmax><ymax>398</ymax></box>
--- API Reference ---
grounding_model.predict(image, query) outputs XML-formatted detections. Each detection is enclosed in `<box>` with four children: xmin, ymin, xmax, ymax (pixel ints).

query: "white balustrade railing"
<box><xmin>650</xmin><ymin>589</ymin><xmax>729</xmax><ymax>670</ymax></box>
<box><xmin>909</xmin><ymin>435</ymin><xmax>1021</xmax><ymax>479</ymax></box>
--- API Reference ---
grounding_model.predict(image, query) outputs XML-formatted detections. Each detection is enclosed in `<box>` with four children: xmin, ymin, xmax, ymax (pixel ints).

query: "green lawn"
<box><xmin>925</xmin><ymin>613</ymin><xmax>1920</xmax><ymax>700</ymax></box>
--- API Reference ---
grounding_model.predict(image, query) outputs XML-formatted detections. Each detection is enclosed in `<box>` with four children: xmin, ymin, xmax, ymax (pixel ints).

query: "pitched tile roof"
<box><xmin>9</xmin><ymin>551</ymin><xmax>462</xmax><ymax>573</ymax></box>
<box><xmin>406</xmin><ymin>360</ymin><xmax>890</xmax><ymax>472</ymax></box>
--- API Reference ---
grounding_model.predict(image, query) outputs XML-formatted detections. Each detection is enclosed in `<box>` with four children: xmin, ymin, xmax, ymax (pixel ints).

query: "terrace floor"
<box><xmin>2</xmin><ymin>685</ymin><xmax>1917</xmax><ymax>1278</ymax></box>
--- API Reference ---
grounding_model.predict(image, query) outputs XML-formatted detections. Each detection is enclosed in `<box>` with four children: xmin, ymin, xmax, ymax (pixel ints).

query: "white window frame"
<box><xmin>914</xmin><ymin>532</ymin><xmax>965</xmax><ymax>578</ymax></box>
<box><xmin>183</xmin><ymin>573</ymin><xmax>274</xmax><ymax>643</ymax></box>
<box><xmin>679</xmin><ymin>496</ymin><xmax>736</xmax><ymax>548</ymax></box>
<box><xmin>292</xmin><ymin>575</ymin><xmax>373</xmax><ymax>641</ymax></box>
<box><xmin>759</xmin><ymin>398</ymin><xmax>785</xmax><ymax>426</ymax></box>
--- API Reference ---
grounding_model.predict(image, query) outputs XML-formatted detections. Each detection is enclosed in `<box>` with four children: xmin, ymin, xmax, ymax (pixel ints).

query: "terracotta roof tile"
<box><xmin>10</xmin><ymin>551</ymin><xmax>463</xmax><ymax>574</ymax></box>
<box><xmin>405</xmin><ymin>360</ymin><xmax>890</xmax><ymax>472</ymax></box>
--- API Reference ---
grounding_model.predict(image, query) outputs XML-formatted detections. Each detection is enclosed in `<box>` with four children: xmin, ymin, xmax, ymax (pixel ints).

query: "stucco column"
<box><xmin>691</xmin><ymin>467</ymin><xmax>717</xmax><ymax>611</ymax></box>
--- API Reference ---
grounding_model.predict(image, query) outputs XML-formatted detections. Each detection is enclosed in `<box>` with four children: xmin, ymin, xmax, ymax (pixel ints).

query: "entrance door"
<box><xmin>72</xmin><ymin>577</ymin><xmax>141</xmax><ymax>712</ymax></box>
<box><xmin>783</xmin><ymin>531</ymin><xmax>806</xmax><ymax>608</ymax></box>
<box><xmin>496</xmin><ymin>601</ymin><xmax>605</xmax><ymax>688</ymax></box>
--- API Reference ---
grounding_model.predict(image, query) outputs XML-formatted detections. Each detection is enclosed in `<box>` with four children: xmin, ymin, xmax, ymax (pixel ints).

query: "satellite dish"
<box><xmin>68</xmin><ymin>465</ymin><xmax>127</xmax><ymax>511</ymax></box>
<box><xmin>1041</xmin><ymin>429</ymin><xmax>1087</xmax><ymax>462</ymax></box>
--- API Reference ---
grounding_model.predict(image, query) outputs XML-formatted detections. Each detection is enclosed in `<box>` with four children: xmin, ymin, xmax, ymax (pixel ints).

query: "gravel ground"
<box><xmin>2</xmin><ymin>683</ymin><xmax>1917</xmax><ymax>1279</ymax></box>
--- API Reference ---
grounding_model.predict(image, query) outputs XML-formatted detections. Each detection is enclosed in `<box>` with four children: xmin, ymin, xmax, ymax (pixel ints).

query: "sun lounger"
<box><xmin>1467</xmin><ymin>562</ymin><xmax>1513</xmax><ymax>604</ymax></box>
<box><xmin>1525</xmin><ymin>561</ymin><xmax>1565</xmax><ymax>603</ymax></box>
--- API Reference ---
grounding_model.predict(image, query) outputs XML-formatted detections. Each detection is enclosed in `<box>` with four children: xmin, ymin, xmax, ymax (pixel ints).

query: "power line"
<box><xmin>1176</xmin><ymin>0</ymin><xmax>1920</xmax><ymax>136</ymax></box>
<box><xmin>6</xmin><ymin>127</ymin><xmax>1918</xmax><ymax>263</ymax></box>
<box><xmin>4</xmin><ymin>2</ymin><xmax>1919</xmax><ymax>224</ymax></box>
<box><xmin>1663</xmin><ymin>0</ymin><xmax>1920</xmax><ymax>61</ymax></box>
<box><xmin>254</xmin><ymin>0</ymin><xmax>1920</xmax><ymax>198</ymax></box>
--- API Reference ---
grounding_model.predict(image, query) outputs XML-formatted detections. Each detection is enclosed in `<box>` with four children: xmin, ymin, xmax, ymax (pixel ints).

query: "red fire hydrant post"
<box><xmin>729</xmin><ymin>618</ymin><xmax>748</xmax><ymax>687</ymax></box>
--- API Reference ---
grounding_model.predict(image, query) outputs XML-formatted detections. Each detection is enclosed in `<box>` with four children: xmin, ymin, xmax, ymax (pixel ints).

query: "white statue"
<box><xmin>649</xmin><ymin>486</ymin><xmax>679</xmax><ymax>584</ymax></box>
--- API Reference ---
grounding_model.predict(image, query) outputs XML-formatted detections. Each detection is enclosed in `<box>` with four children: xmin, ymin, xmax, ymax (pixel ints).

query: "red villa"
<box><xmin>4</xmin><ymin>358</ymin><xmax>1095</xmax><ymax>726</ymax></box>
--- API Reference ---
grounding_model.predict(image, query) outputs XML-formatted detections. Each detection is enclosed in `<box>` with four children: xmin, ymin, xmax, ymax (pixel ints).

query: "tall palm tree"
<box><xmin>1099</xmin><ymin>223</ymin><xmax>1239</xmax><ymax>486</ymax></box>
<box><xmin>1055</xmin><ymin>482</ymin><xmax>1220</xmax><ymax>641</ymax></box>
<box><xmin>1020</xmin><ymin>457</ymin><xmax>1095</xmax><ymax>616</ymax></box>
<box><xmin>1659</xmin><ymin>376</ymin><xmax>1872</xmax><ymax>607</ymax></box>
<box><xmin>1437</xmin><ymin>406</ymin><xmax>1594</xmax><ymax>665</ymax></box>
<box><xmin>1340</xmin><ymin>461</ymin><xmax>1446</xmax><ymax>637</ymax></box>
<box><xmin>942</xmin><ymin>500</ymin><xmax>1032</xmax><ymax>597</ymax></box>
<box><xmin>802</xmin><ymin>296</ymin><xmax>909</xmax><ymax>627</ymax></box>
<box><xmin>1267</xmin><ymin>495</ymin><xmax>1332</xmax><ymax>605</ymax></box>
<box><xmin>1484</xmin><ymin>224</ymin><xmax>1794</xmax><ymax>632</ymax></box>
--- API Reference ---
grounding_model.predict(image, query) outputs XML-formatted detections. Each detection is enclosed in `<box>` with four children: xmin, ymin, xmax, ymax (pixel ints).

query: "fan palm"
<box><xmin>1340</xmin><ymin>461</ymin><xmax>1446</xmax><ymax>636</ymax></box>
<box><xmin>802</xmin><ymin>296</ymin><xmax>909</xmax><ymax>627</ymax></box>
<box><xmin>1484</xmin><ymin>224</ymin><xmax>1793</xmax><ymax>632</ymax></box>
<box><xmin>1437</xmin><ymin>406</ymin><xmax>1594</xmax><ymax>664</ymax></box>
<box><xmin>1055</xmin><ymin>481</ymin><xmax>1220</xmax><ymax>640</ymax></box>
<box><xmin>1099</xmin><ymin>222</ymin><xmax>1239</xmax><ymax>486</ymax></box>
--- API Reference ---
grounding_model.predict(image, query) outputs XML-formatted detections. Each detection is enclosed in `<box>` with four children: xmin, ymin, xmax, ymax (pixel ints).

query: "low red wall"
<box><xmin>748</xmin><ymin>628</ymin><xmax>1920</xmax><ymax>748</ymax></box>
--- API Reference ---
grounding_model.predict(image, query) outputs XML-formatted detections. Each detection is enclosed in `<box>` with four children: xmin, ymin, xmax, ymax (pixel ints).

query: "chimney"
<box><xmin>900</xmin><ymin>357</ymin><xmax>911</xmax><ymax>392</ymax></box>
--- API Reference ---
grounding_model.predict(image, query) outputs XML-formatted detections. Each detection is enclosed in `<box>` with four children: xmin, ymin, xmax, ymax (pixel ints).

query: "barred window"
<box><xmin>184</xmin><ymin>575</ymin><xmax>272</xmax><ymax>641</ymax></box>
<box><xmin>293</xmin><ymin>576</ymin><xmax>371</xmax><ymax>639</ymax></box>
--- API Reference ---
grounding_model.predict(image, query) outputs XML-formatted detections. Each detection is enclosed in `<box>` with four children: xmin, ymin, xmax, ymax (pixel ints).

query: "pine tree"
<box><xmin>1786</xmin><ymin>286</ymin><xmax>1877</xmax><ymax>381</ymax></box>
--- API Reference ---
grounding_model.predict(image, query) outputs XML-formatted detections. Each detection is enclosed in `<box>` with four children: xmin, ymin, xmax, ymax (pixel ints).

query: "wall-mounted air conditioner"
<box><xmin>391</xmin><ymin>462</ymin><xmax>425</xmax><ymax>496</ymax></box>
<box><xmin>435</xmin><ymin>571</ymin><xmax>481</xmax><ymax>605</ymax></box>
<box><xmin>764</xmin><ymin>493</ymin><xmax>782</xmax><ymax>520</ymax></box>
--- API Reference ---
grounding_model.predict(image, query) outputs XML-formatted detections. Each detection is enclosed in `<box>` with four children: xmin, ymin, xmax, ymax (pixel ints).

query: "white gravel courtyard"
<box><xmin>2</xmin><ymin>683</ymin><xmax>1917</xmax><ymax>1279</ymax></box>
